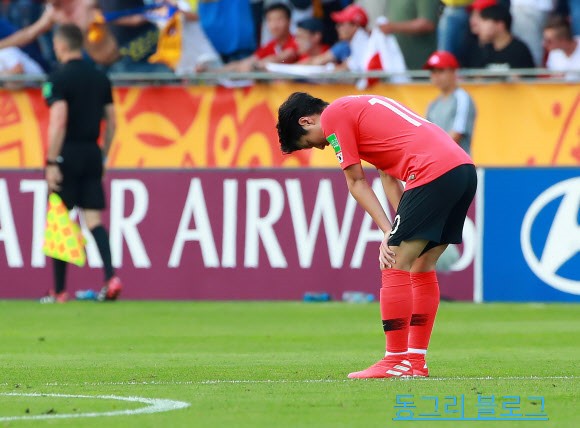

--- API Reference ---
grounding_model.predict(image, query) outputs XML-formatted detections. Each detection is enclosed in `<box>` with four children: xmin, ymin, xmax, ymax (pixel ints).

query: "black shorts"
<box><xmin>57</xmin><ymin>143</ymin><xmax>105</xmax><ymax>211</ymax></box>
<box><xmin>387</xmin><ymin>164</ymin><xmax>477</xmax><ymax>255</ymax></box>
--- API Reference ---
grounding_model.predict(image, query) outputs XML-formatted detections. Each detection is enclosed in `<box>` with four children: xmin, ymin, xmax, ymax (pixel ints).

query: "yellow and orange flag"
<box><xmin>43</xmin><ymin>193</ymin><xmax>86</xmax><ymax>267</ymax></box>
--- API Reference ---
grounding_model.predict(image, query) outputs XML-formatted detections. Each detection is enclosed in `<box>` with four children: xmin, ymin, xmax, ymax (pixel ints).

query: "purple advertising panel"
<box><xmin>0</xmin><ymin>170</ymin><xmax>476</xmax><ymax>300</ymax></box>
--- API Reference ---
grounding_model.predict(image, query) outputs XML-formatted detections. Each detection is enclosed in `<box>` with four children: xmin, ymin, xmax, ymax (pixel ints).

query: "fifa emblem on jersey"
<box><xmin>327</xmin><ymin>133</ymin><xmax>344</xmax><ymax>163</ymax></box>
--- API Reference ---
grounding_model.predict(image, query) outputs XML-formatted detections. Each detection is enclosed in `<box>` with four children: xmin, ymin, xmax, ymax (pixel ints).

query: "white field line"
<box><xmin>0</xmin><ymin>375</ymin><xmax>576</xmax><ymax>388</ymax></box>
<box><xmin>0</xmin><ymin>392</ymin><xmax>190</xmax><ymax>422</ymax></box>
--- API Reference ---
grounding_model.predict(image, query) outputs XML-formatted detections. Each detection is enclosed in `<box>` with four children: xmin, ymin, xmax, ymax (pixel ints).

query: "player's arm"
<box><xmin>45</xmin><ymin>100</ymin><xmax>68</xmax><ymax>191</ymax></box>
<box><xmin>378</xmin><ymin>170</ymin><xmax>403</xmax><ymax>212</ymax></box>
<box><xmin>0</xmin><ymin>8</ymin><xmax>53</xmax><ymax>49</ymax></box>
<box><xmin>344</xmin><ymin>163</ymin><xmax>396</xmax><ymax>267</ymax></box>
<box><xmin>102</xmin><ymin>103</ymin><xmax>116</xmax><ymax>160</ymax></box>
<box><xmin>344</xmin><ymin>163</ymin><xmax>392</xmax><ymax>233</ymax></box>
<box><xmin>449</xmin><ymin>131</ymin><xmax>463</xmax><ymax>144</ymax></box>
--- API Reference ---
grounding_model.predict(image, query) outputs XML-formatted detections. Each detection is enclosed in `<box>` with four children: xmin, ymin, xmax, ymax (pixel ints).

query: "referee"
<box><xmin>42</xmin><ymin>24</ymin><xmax>122</xmax><ymax>303</ymax></box>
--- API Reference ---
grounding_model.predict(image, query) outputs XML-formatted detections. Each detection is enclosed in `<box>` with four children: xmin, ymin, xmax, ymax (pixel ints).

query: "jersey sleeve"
<box><xmin>42</xmin><ymin>74</ymin><xmax>65</xmax><ymax>107</ymax></box>
<box><xmin>330</xmin><ymin>41</ymin><xmax>351</xmax><ymax>63</ymax></box>
<box><xmin>451</xmin><ymin>89</ymin><xmax>473</xmax><ymax>134</ymax></box>
<box><xmin>320</xmin><ymin>103</ymin><xmax>360</xmax><ymax>169</ymax></box>
<box><xmin>255</xmin><ymin>40</ymin><xmax>274</xmax><ymax>59</ymax></box>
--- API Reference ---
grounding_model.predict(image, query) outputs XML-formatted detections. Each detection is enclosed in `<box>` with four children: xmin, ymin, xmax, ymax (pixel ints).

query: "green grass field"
<box><xmin>0</xmin><ymin>301</ymin><xmax>578</xmax><ymax>427</ymax></box>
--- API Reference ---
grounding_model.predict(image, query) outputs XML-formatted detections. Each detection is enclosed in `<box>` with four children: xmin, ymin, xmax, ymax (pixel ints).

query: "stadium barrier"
<box><xmin>481</xmin><ymin>168</ymin><xmax>580</xmax><ymax>302</ymax></box>
<box><xmin>0</xmin><ymin>170</ymin><xmax>475</xmax><ymax>301</ymax></box>
<box><xmin>0</xmin><ymin>79</ymin><xmax>578</xmax><ymax>302</ymax></box>
<box><xmin>0</xmin><ymin>82</ymin><xmax>579</xmax><ymax>169</ymax></box>
<box><xmin>2</xmin><ymin>167</ymin><xmax>579</xmax><ymax>302</ymax></box>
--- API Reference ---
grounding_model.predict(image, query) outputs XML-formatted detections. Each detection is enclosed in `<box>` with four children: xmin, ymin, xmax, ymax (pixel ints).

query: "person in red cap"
<box><xmin>465</xmin><ymin>0</ymin><xmax>498</xmax><ymax>67</ymax></box>
<box><xmin>219</xmin><ymin>3</ymin><xmax>298</xmax><ymax>72</ymax></box>
<box><xmin>308</xmin><ymin>4</ymin><xmax>369</xmax><ymax>69</ymax></box>
<box><xmin>469</xmin><ymin>0</ymin><xmax>498</xmax><ymax>36</ymax></box>
<box><xmin>424</xmin><ymin>51</ymin><xmax>476</xmax><ymax>156</ymax></box>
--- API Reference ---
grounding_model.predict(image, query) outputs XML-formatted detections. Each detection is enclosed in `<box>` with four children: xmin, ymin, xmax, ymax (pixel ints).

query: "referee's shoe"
<box><xmin>97</xmin><ymin>276</ymin><xmax>123</xmax><ymax>301</ymax></box>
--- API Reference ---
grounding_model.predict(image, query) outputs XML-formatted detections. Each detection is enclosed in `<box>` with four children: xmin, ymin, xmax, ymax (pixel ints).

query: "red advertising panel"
<box><xmin>0</xmin><ymin>170</ymin><xmax>475</xmax><ymax>300</ymax></box>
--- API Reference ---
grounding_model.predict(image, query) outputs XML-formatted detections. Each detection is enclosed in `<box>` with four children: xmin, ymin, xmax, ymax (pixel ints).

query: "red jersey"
<box><xmin>255</xmin><ymin>36</ymin><xmax>298</xmax><ymax>60</ymax></box>
<box><xmin>320</xmin><ymin>95</ymin><xmax>473</xmax><ymax>190</ymax></box>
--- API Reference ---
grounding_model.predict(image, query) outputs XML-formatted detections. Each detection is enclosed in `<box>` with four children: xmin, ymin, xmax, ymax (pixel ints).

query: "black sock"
<box><xmin>91</xmin><ymin>225</ymin><xmax>114</xmax><ymax>281</ymax></box>
<box><xmin>53</xmin><ymin>259</ymin><xmax>67</xmax><ymax>294</ymax></box>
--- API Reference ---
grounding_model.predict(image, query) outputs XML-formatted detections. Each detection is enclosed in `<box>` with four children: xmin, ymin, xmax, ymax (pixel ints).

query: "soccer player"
<box><xmin>276</xmin><ymin>92</ymin><xmax>476</xmax><ymax>378</ymax></box>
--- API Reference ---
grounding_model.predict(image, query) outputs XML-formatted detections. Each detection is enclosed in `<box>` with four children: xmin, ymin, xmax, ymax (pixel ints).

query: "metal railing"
<box><xmin>0</xmin><ymin>68</ymin><xmax>578</xmax><ymax>86</ymax></box>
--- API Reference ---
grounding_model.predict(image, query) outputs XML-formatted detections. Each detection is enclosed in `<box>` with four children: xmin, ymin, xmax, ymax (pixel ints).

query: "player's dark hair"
<box><xmin>480</xmin><ymin>5</ymin><xmax>512</xmax><ymax>32</ymax></box>
<box><xmin>277</xmin><ymin>92</ymin><xmax>328</xmax><ymax>154</ymax></box>
<box><xmin>54</xmin><ymin>24</ymin><xmax>84</xmax><ymax>51</ymax></box>
<box><xmin>265</xmin><ymin>3</ymin><xmax>292</xmax><ymax>20</ymax></box>
<box><xmin>544</xmin><ymin>15</ymin><xmax>573</xmax><ymax>40</ymax></box>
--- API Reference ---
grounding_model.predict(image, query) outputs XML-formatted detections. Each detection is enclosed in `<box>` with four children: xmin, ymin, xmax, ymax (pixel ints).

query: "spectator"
<box><xmin>151</xmin><ymin>0</ymin><xmax>223</xmax><ymax>74</ymax></box>
<box><xmin>0</xmin><ymin>16</ymin><xmax>49</xmax><ymax>71</ymax></box>
<box><xmin>424</xmin><ymin>51</ymin><xmax>476</xmax><ymax>155</ymax></box>
<box><xmin>473</xmin><ymin>4</ymin><xmax>535</xmax><ymax>70</ymax></box>
<box><xmin>378</xmin><ymin>0</ymin><xmax>439</xmax><ymax>70</ymax></box>
<box><xmin>3</xmin><ymin>0</ymin><xmax>44</xmax><ymax>29</ymax></box>
<box><xmin>259</xmin><ymin>0</ymin><xmax>314</xmax><ymax>45</ymax></box>
<box><xmin>510</xmin><ymin>0</ymin><xmax>554</xmax><ymax>66</ymax></box>
<box><xmin>0</xmin><ymin>0</ymin><xmax>119</xmax><ymax>67</ymax></box>
<box><xmin>469</xmin><ymin>0</ymin><xmax>497</xmax><ymax>36</ymax></box>
<box><xmin>220</xmin><ymin>3</ymin><xmax>297</xmax><ymax>72</ymax></box>
<box><xmin>355</xmin><ymin>0</ymin><xmax>389</xmax><ymax>26</ymax></box>
<box><xmin>198</xmin><ymin>0</ymin><xmax>256</xmax><ymax>64</ymax></box>
<box><xmin>308</xmin><ymin>4</ymin><xmax>369</xmax><ymax>70</ymax></box>
<box><xmin>438</xmin><ymin>1</ymin><xmax>472</xmax><ymax>66</ymax></box>
<box><xmin>544</xmin><ymin>17</ymin><xmax>580</xmax><ymax>81</ymax></box>
<box><xmin>556</xmin><ymin>0</ymin><xmax>580</xmax><ymax>36</ymax></box>
<box><xmin>465</xmin><ymin>0</ymin><xmax>497</xmax><ymax>67</ymax></box>
<box><xmin>0</xmin><ymin>46</ymin><xmax>43</xmax><ymax>76</ymax></box>
<box><xmin>99</xmin><ymin>0</ymin><xmax>170</xmax><ymax>73</ymax></box>
<box><xmin>294</xmin><ymin>17</ymin><xmax>329</xmax><ymax>63</ymax></box>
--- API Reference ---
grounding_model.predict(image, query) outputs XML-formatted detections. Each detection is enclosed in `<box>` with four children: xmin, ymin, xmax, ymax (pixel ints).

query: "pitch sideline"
<box><xmin>0</xmin><ymin>375</ymin><xmax>575</xmax><ymax>389</ymax></box>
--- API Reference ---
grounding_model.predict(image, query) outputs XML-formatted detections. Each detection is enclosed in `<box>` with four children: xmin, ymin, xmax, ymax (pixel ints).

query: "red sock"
<box><xmin>380</xmin><ymin>269</ymin><xmax>412</xmax><ymax>354</ymax></box>
<box><xmin>408</xmin><ymin>271</ymin><xmax>440</xmax><ymax>353</ymax></box>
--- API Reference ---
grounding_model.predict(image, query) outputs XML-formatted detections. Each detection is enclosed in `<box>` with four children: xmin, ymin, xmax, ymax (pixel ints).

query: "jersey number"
<box><xmin>368</xmin><ymin>97</ymin><xmax>428</xmax><ymax>127</ymax></box>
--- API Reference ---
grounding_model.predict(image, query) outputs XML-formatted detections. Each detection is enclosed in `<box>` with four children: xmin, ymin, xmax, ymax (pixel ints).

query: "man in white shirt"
<box><xmin>544</xmin><ymin>17</ymin><xmax>580</xmax><ymax>81</ymax></box>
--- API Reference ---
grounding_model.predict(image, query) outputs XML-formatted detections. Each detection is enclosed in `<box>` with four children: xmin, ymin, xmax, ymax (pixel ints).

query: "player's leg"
<box><xmin>348</xmin><ymin>239</ymin><xmax>427</xmax><ymax>379</ymax></box>
<box><xmin>82</xmin><ymin>208</ymin><xmax>122</xmax><ymax>301</ymax></box>
<box><xmin>406</xmin><ymin>164</ymin><xmax>477</xmax><ymax>376</ymax></box>
<box><xmin>80</xmin><ymin>150</ymin><xmax>122</xmax><ymax>301</ymax></box>
<box><xmin>407</xmin><ymin>244</ymin><xmax>448</xmax><ymax>376</ymax></box>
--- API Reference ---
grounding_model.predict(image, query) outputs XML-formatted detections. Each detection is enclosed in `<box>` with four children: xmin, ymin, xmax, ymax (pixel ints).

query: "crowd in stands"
<box><xmin>0</xmin><ymin>0</ymin><xmax>578</xmax><ymax>80</ymax></box>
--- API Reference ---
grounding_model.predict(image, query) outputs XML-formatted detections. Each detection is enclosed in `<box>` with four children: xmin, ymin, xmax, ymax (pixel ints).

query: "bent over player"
<box><xmin>276</xmin><ymin>92</ymin><xmax>476</xmax><ymax>378</ymax></box>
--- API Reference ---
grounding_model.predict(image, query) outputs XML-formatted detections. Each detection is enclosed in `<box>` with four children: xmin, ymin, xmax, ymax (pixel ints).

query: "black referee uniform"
<box><xmin>42</xmin><ymin>44</ymin><xmax>120</xmax><ymax>302</ymax></box>
<box><xmin>43</xmin><ymin>59</ymin><xmax>113</xmax><ymax>210</ymax></box>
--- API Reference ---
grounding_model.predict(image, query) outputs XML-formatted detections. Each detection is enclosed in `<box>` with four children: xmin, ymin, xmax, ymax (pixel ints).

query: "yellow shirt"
<box><xmin>442</xmin><ymin>0</ymin><xmax>473</xmax><ymax>6</ymax></box>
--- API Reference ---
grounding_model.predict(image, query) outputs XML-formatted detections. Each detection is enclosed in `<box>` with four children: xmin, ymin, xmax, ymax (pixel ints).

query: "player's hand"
<box><xmin>379</xmin><ymin>231</ymin><xmax>396</xmax><ymax>269</ymax></box>
<box><xmin>45</xmin><ymin>165</ymin><xmax>62</xmax><ymax>192</ymax></box>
